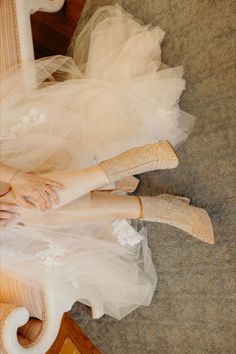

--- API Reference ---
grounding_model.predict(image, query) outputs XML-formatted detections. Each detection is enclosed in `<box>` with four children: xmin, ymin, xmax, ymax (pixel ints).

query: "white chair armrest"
<box><xmin>15</xmin><ymin>0</ymin><xmax>65</xmax><ymax>62</ymax></box>
<box><xmin>1</xmin><ymin>291</ymin><xmax>72</xmax><ymax>354</ymax></box>
<box><xmin>30</xmin><ymin>0</ymin><xmax>65</xmax><ymax>13</ymax></box>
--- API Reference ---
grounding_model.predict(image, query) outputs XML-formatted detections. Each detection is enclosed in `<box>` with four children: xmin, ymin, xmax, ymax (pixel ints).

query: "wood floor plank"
<box><xmin>47</xmin><ymin>312</ymin><xmax>101</xmax><ymax>354</ymax></box>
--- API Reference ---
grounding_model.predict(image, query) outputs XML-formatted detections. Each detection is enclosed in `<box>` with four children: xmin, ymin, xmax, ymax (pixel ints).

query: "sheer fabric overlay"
<box><xmin>0</xmin><ymin>5</ymin><xmax>195</xmax><ymax>319</ymax></box>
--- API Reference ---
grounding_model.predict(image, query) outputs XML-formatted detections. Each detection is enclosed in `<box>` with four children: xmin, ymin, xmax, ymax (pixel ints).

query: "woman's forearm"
<box><xmin>0</xmin><ymin>164</ymin><xmax>108</xmax><ymax>211</ymax></box>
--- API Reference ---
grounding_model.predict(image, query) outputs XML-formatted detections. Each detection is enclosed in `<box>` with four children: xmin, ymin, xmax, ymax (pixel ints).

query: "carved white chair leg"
<box><xmin>15</xmin><ymin>0</ymin><xmax>65</xmax><ymax>62</ymax></box>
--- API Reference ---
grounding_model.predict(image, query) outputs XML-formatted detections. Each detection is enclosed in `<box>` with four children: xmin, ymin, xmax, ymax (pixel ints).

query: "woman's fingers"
<box><xmin>15</xmin><ymin>190</ymin><xmax>52</xmax><ymax>211</ymax></box>
<box><xmin>0</xmin><ymin>210</ymin><xmax>19</xmax><ymax>219</ymax></box>
<box><xmin>28</xmin><ymin>180</ymin><xmax>62</xmax><ymax>209</ymax></box>
<box><xmin>45</xmin><ymin>179</ymin><xmax>64</xmax><ymax>189</ymax></box>
<box><xmin>30</xmin><ymin>193</ymin><xmax>47</xmax><ymax>211</ymax></box>
<box><xmin>15</xmin><ymin>195</ymin><xmax>34</xmax><ymax>209</ymax></box>
<box><xmin>13</xmin><ymin>179</ymin><xmax>62</xmax><ymax>210</ymax></box>
<box><xmin>15</xmin><ymin>192</ymin><xmax>43</xmax><ymax>210</ymax></box>
<box><xmin>0</xmin><ymin>203</ymin><xmax>20</xmax><ymax>227</ymax></box>
<box><xmin>10</xmin><ymin>172</ymin><xmax>63</xmax><ymax>210</ymax></box>
<box><xmin>39</xmin><ymin>189</ymin><xmax>52</xmax><ymax>209</ymax></box>
<box><xmin>0</xmin><ymin>203</ymin><xmax>18</xmax><ymax>212</ymax></box>
<box><xmin>45</xmin><ymin>186</ymin><xmax>59</xmax><ymax>204</ymax></box>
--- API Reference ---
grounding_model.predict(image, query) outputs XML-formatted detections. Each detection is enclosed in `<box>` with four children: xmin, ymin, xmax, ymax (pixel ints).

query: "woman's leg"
<box><xmin>2</xmin><ymin>142</ymin><xmax>177</xmax><ymax>213</ymax></box>
<box><xmin>1</xmin><ymin>191</ymin><xmax>142</xmax><ymax>222</ymax></box>
<box><xmin>1</xmin><ymin>191</ymin><xmax>214</xmax><ymax>244</ymax></box>
<box><xmin>77</xmin><ymin>192</ymin><xmax>142</xmax><ymax>221</ymax></box>
<box><xmin>41</xmin><ymin>140</ymin><xmax>178</xmax><ymax>209</ymax></box>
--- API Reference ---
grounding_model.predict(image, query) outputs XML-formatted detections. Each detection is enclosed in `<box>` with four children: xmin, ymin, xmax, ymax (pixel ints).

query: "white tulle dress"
<box><xmin>0</xmin><ymin>5</ymin><xmax>195</xmax><ymax>319</ymax></box>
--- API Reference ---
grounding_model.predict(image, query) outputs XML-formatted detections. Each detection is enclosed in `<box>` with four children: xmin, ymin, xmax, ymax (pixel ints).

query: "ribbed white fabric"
<box><xmin>0</xmin><ymin>0</ymin><xmax>21</xmax><ymax>74</ymax></box>
<box><xmin>0</xmin><ymin>270</ymin><xmax>43</xmax><ymax>320</ymax></box>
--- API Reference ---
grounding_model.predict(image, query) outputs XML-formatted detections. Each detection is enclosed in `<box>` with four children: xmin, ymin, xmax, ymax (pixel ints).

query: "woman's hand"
<box><xmin>0</xmin><ymin>182</ymin><xmax>19</xmax><ymax>227</ymax></box>
<box><xmin>0</xmin><ymin>203</ymin><xmax>19</xmax><ymax>227</ymax></box>
<box><xmin>11</xmin><ymin>171</ymin><xmax>64</xmax><ymax>211</ymax></box>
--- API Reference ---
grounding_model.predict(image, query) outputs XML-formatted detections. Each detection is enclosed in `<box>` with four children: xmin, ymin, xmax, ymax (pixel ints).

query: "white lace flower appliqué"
<box><xmin>112</xmin><ymin>220</ymin><xmax>144</xmax><ymax>247</ymax></box>
<box><xmin>1</xmin><ymin>107</ymin><xmax>46</xmax><ymax>138</ymax></box>
<box><xmin>36</xmin><ymin>239</ymin><xmax>66</xmax><ymax>272</ymax></box>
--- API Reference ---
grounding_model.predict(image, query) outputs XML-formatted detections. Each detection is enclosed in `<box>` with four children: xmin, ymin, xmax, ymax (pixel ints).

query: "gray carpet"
<box><xmin>69</xmin><ymin>1</ymin><xmax>236</xmax><ymax>353</ymax></box>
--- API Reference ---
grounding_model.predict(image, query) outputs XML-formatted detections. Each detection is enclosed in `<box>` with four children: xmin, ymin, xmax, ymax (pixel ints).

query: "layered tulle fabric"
<box><xmin>0</xmin><ymin>4</ymin><xmax>195</xmax><ymax>319</ymax></box>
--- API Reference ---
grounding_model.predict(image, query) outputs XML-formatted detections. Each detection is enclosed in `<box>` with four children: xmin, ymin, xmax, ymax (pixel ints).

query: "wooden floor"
<box><xmin>31</xmin><ymin>0</ymin><xmax>86</xmax><ymax>58</ymax></box>
<box><xmin>47</xmin><ymin>313</ymin><xmax>101</xmax><ymax>354</ymax></box>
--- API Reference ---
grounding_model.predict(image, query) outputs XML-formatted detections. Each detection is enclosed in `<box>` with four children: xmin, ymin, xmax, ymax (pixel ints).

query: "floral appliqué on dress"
<box><xmin>1</xmin><ymin>107</ymin><xmax>46</xmax><ymax>139</ymax></box>
<box><xmin>112</xmin><ymin>220</ymin><xmax>144</xmax><ymax>247</ymax></box>
<box><xmin>36</xmin><ymin>238</ymin><xmax>66</xmax><ymax>272</ymax></box>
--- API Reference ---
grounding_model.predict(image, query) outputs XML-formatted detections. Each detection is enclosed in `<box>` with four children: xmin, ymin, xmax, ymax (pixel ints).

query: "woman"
<box><xmin>0</xmin><ymin>5</ymin><xmax>214</xmax><ymax>319</ymax></box>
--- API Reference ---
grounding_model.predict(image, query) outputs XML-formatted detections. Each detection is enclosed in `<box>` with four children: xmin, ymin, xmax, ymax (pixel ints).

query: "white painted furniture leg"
<box><xmin>15</xmin><ymin>0</ymin><xmax>65</xmax><ymax>62</ymax></box>
<box><xmin>14</xmin><ymin>0</ymin><xmax>66</xmax><ymax>89</ymax></box>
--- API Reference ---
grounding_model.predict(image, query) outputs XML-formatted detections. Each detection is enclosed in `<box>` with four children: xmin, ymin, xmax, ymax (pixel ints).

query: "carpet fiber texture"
<box><xmin>69</xmin><ymin>1</ymin><xmax>236</xmax><ymax>353</ymax></box>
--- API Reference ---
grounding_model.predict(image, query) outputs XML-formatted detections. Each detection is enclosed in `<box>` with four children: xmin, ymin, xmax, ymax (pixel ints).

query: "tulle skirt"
<box><xmin>0</xmin><ymin>4</ymin><xmax>195</xmax><ymax>319</ymax></box>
